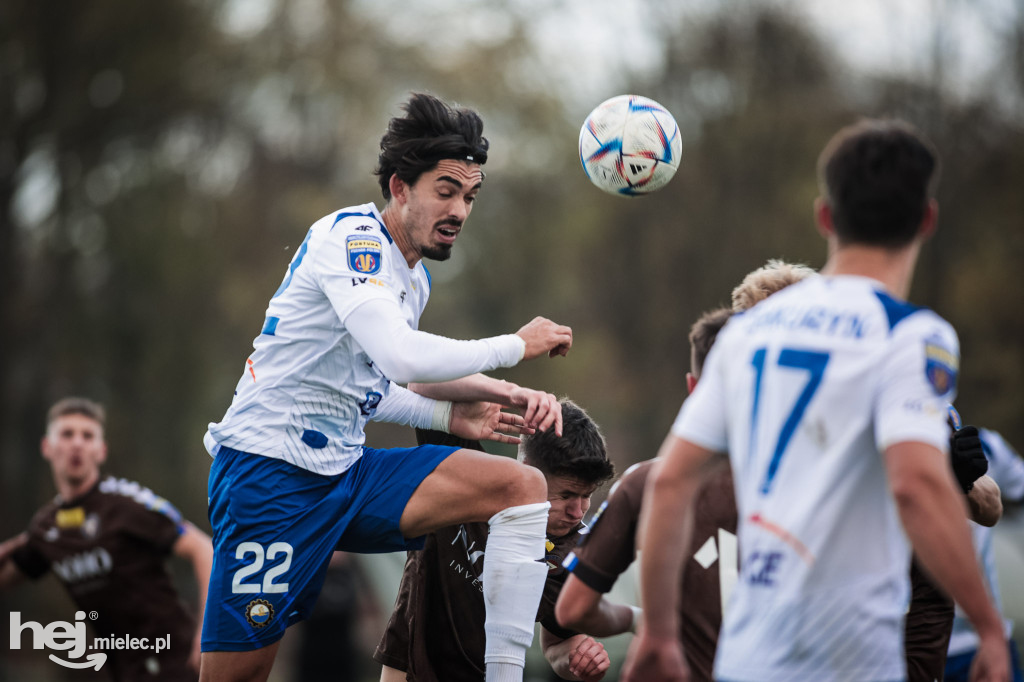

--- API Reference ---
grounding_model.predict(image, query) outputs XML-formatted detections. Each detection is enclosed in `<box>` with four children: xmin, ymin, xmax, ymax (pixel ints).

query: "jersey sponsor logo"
<box><xmin>347</xmin><ymin>236</ymin><xmax>382</xmax><ymax>275</ymax></box>
<box><xmin>924</xmin><ymin>336</ymin><xmax>958</xmax><ymax>397</ymax></box>
<box><xmin>350</xmin><ymin>276</ymin><xmax>386</xmax><ymax>288</ymax></box>
<box><xmin>52</xmin><ymin>547</ymin><xmax>113</xmax><ymax>583</ymax></box>
<box><xmin>544</xmin><ymin>539</ymin><xmax>560</xmax><ymax>570</ymax></box>
<box><xmin>56</xmin><ymin>507</ymin><xmax>86</xmax><ymax>529</ymax></box>
<box><xmin>244</xmin><ymin>599</ymin><xmax>275</xmax><ymax>628</ymax></box>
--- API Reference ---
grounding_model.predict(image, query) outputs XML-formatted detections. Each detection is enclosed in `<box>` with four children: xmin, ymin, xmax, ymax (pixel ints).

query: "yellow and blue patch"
<box><xmin>347</xmin><ymin>235</ymin><xmax>382</xmax><ymax>275</ymax></box>
<box><xmin>925</xmin><ymin>337</ymin><xmax>958</xmax><ymax>397</ymax></box>
<box><xmin>245</xmin><ymin>599</ymin><xmax>274</xmax><ymax>628</ymax></box>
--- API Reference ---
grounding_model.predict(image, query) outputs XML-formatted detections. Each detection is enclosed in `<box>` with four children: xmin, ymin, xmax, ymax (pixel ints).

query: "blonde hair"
<box><xmin>731</xmin><ymin>259</ymin><xmax>817</xmax><ymax>312</ymax></box>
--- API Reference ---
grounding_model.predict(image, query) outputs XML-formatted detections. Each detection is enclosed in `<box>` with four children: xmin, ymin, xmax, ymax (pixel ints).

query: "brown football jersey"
<box><xmin>11</xmin><ymin>476</ymin><xmax>198</xmax><ymax>682</ymax></box>
<box><xmin>565</xmin><ymin>457</ymin><xmax>738</xmax><ymax>682</ymax></box>
<box><xmin>373</xmin><ymin>520</ymin><xmax>580</xmax><ymax>682</ymax></box>
<box><xmin>904</xmin><ymin>557</ymin><xmax>955</xmax><ymax>682</ymax></box>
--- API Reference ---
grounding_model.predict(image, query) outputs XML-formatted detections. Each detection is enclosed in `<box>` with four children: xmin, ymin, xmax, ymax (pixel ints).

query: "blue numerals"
<box><xmin>749</xmin><ymin>347</ymin><xmax>830</xmax><ymax>494</ymax></box>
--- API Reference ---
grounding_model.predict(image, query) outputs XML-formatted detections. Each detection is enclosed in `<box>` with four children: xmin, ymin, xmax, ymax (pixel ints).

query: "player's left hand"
<box><xmin>950</xmin><ymin>425</ymin><xmax>988</xmax><ymax>493</ymax></box>
<box><xmin>506</xmin><ymin>386</ymin><xmax>562</xmax><ymax>436</ymax></box>
<box><xmin>449</xmin><ymin>401</ymin><xmax>528</xmax><ymax>444</ymax></box>
<box><xmin>567</xmin><ymin>635</ymin><xmax>609</xmax><ymax>681</ymax></box>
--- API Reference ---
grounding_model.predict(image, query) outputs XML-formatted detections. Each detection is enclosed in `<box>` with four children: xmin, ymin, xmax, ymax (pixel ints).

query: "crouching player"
<box><xmin>375</xmin><ymin>399</ymin><xmax>615</xmax><ymax>682</ymax></box>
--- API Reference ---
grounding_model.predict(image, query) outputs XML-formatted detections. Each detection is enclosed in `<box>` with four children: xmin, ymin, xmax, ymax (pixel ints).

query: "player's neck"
<box><xmin>55</xmin><ymin>469</ymin><xmax>101</xmax><ymax>503</ymax></box>
<box><xmin>821</xmin><ymin>240</ymin><xmax>921</xmax><ymax>300</ymax></box>
<box><xmin>380</xmin><ymin>206</ymin><xmax>420</xmax><ymax>269</ymax></box>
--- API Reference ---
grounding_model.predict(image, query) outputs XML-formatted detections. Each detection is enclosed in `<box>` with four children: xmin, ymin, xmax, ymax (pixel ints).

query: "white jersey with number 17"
<box><xmin>673</xmin><ymin>275</ymin><xmax>959</xmax><ymax>682</ymax></box>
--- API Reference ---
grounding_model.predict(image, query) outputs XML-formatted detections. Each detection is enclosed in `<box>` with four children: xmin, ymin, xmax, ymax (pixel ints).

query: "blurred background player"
<box><xmin>556</xmin><ymin>259</ymin><xmax>812</xmax><ymax>681</ymax></box>
<box><xmin>0</xmin><ymin>397</ymin><xmax>212</xmax><ymax>682</ymax></box>
<box><xmin>292</xmin><ymin>551</ymin><xmax>382</xmax><ymax>682</ymax></box>
<box><xmin>730</xmin><ymin>259</ymin><xmax>818</xmax><ymax>312</ymax></box>
<box><xmin>375</xmin><ymin>398</ymin><xmax>615</xmax><ymax>682</ymax></box>
<box><xmin>624</xmin><ymin>119</ymin><xmax>1010</xmax><ymax>682</ymax></box>
<box><xmin>905</xmin><ymin>410</ymin><xmax>1003</xmax><ymax>682</ymax></box>
<box><xmin>200</xmin><ymin>93</ymin><xmax>573</xmax><ymax>682</ymax></box>
<box><xmin>946</xmin><ymin>429</ymin><xmax>1024</xmax><ymax>682</ymax></box>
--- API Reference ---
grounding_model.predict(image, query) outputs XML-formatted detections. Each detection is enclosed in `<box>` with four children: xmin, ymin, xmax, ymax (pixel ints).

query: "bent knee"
<box><xmin>501</xmin><ymin>461</ymin><xmax>547</xmax><ymax>506</ymax></box>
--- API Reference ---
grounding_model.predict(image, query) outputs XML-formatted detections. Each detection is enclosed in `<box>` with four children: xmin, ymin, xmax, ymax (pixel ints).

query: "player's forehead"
<box><xmin>546</xmin><ymin>474</ymin><xmax>597</xmax><ymax>497</ymax></box>
<box><xmin>50</xmin><ymin>413</ymin><xmax>103</xmax><ymax>435</ymax></box>
<box><xmin>423</xmin><ymin>159</ymin><xmax>484</xmax><ymax>190</ymax></box>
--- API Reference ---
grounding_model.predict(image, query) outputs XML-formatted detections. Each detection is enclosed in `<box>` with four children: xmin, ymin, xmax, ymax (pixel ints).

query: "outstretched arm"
<box><xmin>541</xmin><ymin>627</ymin><xmax>609</xmax><ymax>682</ymax></box>
<box><xmin>555</xmin><ymin>575</ymin><xmax>638</xmax><ymax>637</ymax></box>
<box><xmin>0</xmin><ymin>533</ymin><xmax>29</xmax><ymax>590</ymax></box>
<box><xmin>410</xmin><ymin>375</ymin><xmax>562</xmax><ymax>436</ymax></box>
<box><xmin>622</xmin><ymin>435</ymin><xmax>719</xmax><ymax>682</ymax></box>
<box><xmin>173</xmin><ymin>523</ymin><xmax>213</xmax><ymax>673</ymax></box>
<box><xmin>885</xmin><ymin>441</ymin><xmax>1009</xmax><ymax>682</ymax></box>
<box><xmin>346</xmin><ymin>300</ymin><xmax>571</xmax><ymax>385</ymax></box>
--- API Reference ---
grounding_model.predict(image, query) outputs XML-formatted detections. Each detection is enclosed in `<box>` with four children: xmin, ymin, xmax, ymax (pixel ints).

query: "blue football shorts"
<box><xmin>201</xmin><ymin>443</ymin><xmax>458</xmax><ymax>651</ymax></box>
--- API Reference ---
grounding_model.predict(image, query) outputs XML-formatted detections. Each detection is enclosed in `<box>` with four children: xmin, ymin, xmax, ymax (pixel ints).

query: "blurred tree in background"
<box><xmin>3</xmin><ymin>0</ymin><xmax>1023</xmax><ymax>678</ymax></box>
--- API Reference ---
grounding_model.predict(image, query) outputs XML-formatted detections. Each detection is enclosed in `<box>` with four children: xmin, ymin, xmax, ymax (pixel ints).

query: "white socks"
<box><xmin>482</xmin><ymin>501</ymin><xmax>551</xmax><ymax>682</ymax></box>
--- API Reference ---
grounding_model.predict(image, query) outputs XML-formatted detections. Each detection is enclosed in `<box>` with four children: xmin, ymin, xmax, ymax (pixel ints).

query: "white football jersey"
<box><xmin>207</xmin><ymin>204</ymin><xmax>431</xmax><ymax>475</ymax></box>
<box><xmin>948</xmin><ymin>428</ymin><xmax>1024</xmax><ymax>655</ymax></box>
<box><xmin>674</xmin><ymin>275</ymin><xmax>960</xmax><ymax>682</ymax></box>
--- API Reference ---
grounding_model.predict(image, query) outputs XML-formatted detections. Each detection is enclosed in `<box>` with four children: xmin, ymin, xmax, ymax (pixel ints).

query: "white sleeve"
<box><xmin>372</xmin><ymin>382</ymin><xmax>452</xmax><ymax>431</ymax></box>
<box><xmin>981</xmin><ymin>429</ymin><xmax>1024</xmax><ymax>502</ymax></box>
<box><xmin>875</xmin><ymin>315</ymin><xmax>959</xmax><ymax>453</ymax></box>
<box><xmin>344</xmin><ymin>298</ymin><xmax>526</xmax><ymax>384</ymax></box>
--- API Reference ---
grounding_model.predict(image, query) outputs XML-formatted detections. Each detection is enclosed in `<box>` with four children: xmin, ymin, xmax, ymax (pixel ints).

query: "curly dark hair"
<box><xmin>817</xmin><ymin>118</ymin><xmax>939</xmax><ymax>249</ymax></box>
<box><xmin>374</xmin><ymin>93</ymin><xmax>489</xmax><ymax>201</ymax></box>
<box><xmin>519</xmin><ymin>399</ymin><xmax>615</xmax><ymax>487</ymax></box>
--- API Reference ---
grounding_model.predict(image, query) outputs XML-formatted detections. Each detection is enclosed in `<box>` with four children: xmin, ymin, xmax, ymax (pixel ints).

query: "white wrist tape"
<box><xmin>431</xmin><ymin>400</ymin><xmax>454</xmax><ymax>433</ymax></box>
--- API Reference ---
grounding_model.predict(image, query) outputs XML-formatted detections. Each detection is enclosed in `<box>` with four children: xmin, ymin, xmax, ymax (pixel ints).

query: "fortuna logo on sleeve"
<box><xmin>347</xmin><ymin>235</ymin><xmax>383</xmax><ymax>275</ymax></box>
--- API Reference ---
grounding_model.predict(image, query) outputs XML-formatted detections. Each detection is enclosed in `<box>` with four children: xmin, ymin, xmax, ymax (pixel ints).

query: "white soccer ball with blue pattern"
<box><xmin>579</xmin><ymin>95</ymin><xmax>682</xmax><ymax>196</ymax></box>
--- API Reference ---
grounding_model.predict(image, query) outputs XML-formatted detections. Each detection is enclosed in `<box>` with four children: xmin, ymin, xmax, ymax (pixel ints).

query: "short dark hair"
<box><xmin>817</xmin><ymin>118</ymin><xmax>939</xmax><ymax>248</ymax></box>
<box><xmin>46</xmin><ymin>397</ymin><xmax>106</xmax><ymax>429</ymax></box>
<box><xmin>519</xmin><ymin>399</ymin><xmax>614</xmax><ymax>487</ymax></box>
<box><xmin>689</xmin><ymin>307</ymin><xmax>733</xmax><ymax>379</ymax></box>
<box><xmin>374</xmin><ymin>93</ymin><xmax>489</xmax><ymax>201</ymax></box>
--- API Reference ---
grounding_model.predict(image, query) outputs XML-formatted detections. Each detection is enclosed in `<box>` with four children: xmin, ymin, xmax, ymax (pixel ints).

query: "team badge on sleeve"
<box><xmin>347</xmin><ymin>235</ymin><xmax>382</xmax><ymax>275</ymax></box>
<box><xmin>924</xmin><ymin>336</ymin><xmax>959</xmax><ymax>397</ymax></box>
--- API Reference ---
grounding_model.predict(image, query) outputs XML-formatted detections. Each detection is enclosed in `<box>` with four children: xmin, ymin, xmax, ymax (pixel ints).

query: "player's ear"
<box><xmin>40</xmin><ymin>435</ymin><xmax>53</xmax><ymax>461</ymax></box>
<box><xmin>686</xmin><ymin>372</ymin><xmax>697</xmax><ymax>395</ymax></box>
<box><xmin>918</xmin><ymin>198</ymin><xmax>938</xmax><ymax>240</ymax></box>
<box><xmin>814</xmin><ymin>197</ymin><xmax>835</xmax><ymax>239</ymax></box>
<box><xmin>389</xmin><ymin>174</ymin><xmax>408</xmax><ymax>205</ymax></box>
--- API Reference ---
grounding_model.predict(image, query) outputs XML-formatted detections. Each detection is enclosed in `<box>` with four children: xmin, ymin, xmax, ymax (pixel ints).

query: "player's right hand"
<box><xmin>620</xmin><ymin>632</ymin><xmax>690</xmax><ymax>682</ymax></box>
<box><xmin>516</xmin><ymin>317</ymin><xmax>572</xmax><ymax>360</ymax></box>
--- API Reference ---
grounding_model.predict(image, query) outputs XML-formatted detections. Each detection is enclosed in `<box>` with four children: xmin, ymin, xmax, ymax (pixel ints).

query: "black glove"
<box><xmin>949</xmin><ymin>425</ymin><xmax>988</xmax><ymax>493</ymax></box>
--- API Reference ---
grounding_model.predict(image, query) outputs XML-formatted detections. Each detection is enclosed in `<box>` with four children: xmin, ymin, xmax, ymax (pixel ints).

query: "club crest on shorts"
<box><xmin>924</xmin><ymin>336</ymin><xmax>958</xmax><ymax>397</ymax></box>
<box><xmin>347</xmin><ymin>235</ymin><xmax>382</xmax><ymax>275</ymax></box>
<box><xmin>244</xmin><ymin>599</ymin><xmax>274</xmax><ymax>628</ymax></box>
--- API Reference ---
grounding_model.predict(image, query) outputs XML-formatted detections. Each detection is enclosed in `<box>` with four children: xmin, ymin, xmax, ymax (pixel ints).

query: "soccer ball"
<box><xmin>578</xmin><ymin>95</ymin><xmax>682</xmax><ymax>196</ymax></box>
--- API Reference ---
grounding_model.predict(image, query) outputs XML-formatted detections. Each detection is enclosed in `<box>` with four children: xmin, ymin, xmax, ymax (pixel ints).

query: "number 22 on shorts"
<box><xmin>231</xmin><ymin>542</ymin><xmax>294</xmax><ymax>594</ymax></box>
